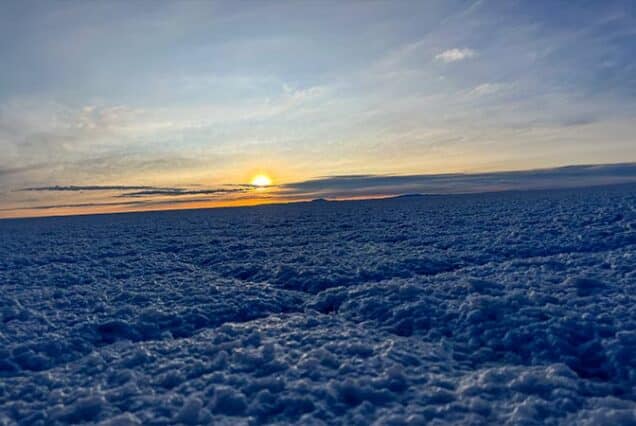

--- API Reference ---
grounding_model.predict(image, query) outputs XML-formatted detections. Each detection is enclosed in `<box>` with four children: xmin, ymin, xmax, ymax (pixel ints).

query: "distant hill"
<box><xmin>392</xmin><ymin>193</ymin><xmax>425</xmax><ymax>199</ymax></box>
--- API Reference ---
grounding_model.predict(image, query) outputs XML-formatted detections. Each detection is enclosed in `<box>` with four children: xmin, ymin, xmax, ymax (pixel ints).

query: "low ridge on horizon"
<box><xmin>2</xmin><ymin>162</ymin><xmax>635</xmax><ymax>220</ymax></box>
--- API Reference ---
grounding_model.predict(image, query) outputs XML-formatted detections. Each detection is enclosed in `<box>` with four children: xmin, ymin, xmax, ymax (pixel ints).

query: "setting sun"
<box><xmin>250</xmin><ymin>174</ymin><xmax>272</xmax><ymax>187</ymax></box>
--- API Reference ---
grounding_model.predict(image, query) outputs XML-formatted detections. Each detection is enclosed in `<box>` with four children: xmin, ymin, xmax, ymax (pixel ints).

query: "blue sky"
<box><xmin>1</xmin><ymin>1</ymin><xmax>635</xmax><ymax>217</ymax></box>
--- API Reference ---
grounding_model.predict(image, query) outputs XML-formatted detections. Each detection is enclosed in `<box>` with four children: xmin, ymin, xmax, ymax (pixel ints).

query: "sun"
<box><xmin>250</xmin><ymin>174</ymin><xmax>272</xmax><ymax>187</ymax></box>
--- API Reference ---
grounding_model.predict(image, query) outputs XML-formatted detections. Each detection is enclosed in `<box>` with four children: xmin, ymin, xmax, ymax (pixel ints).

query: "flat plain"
<box><xmin>1</xmin><ymin>184</ymin><xmax>635</xmax><ymax>425</ymax></box>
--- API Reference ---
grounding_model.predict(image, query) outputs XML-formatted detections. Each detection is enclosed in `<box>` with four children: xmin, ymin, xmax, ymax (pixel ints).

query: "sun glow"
<box><xmin>250</xmin><ymin>174</ymin><xmax>272</xmax><ymax>187</ymax></box>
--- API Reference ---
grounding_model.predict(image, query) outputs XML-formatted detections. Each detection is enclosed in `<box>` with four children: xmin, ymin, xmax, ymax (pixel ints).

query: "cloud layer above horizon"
<box><xmin>1</xmin><ymin>0</ymin><xmax>635</xmax><ymax>216</ymax></box>
<box><xmin>3</xmin><ymin>163</ymin><xmax>636</xmax><ymax>217</ymax></box>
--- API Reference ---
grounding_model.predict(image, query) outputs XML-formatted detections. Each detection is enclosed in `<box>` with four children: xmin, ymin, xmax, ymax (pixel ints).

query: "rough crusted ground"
<box><xmin>1</xmin><ymin>184</ymin><xmax>635</xmax><ymax>425</ymax></box>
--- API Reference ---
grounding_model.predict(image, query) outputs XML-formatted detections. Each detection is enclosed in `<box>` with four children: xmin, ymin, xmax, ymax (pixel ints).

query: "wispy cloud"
<box><xmin>118</xmin><ymin>188</ymin><xmax>248</xmax><ymax>198</ymax></box>
<box><xmin>467</xmin><ymin>83</ymin><xmax>512</xmax><ymax>97</ymax></box>
<box><xmin>435</xmin><ymin>48</ymin><xmax>476</xmax><ymax>63</ymax></box>
<box><xmin>20</xmin><ymin>185</ymin><xmax>167</xmax><ymax>192</ymax></box>
<box><xmin>20</xmin><ymin>184</ymin><xmax>258</xmax><ymax>196</ymax></box>
<box><xmin>0</xmin><ymin>196</ymin><xmax>230</xmax><ymax>212</ymax></box>
<box><xmin>0</xmin><ymin>164</ymin><xmax>46</xmax><ymax>177</ymax></box>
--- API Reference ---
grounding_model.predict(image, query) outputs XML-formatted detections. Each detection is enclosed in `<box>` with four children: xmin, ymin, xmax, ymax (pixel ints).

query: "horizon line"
<box><xmin>2</xmin><ymin>178</ymin><xmax>634</xmax><ymax>222</ymax></box>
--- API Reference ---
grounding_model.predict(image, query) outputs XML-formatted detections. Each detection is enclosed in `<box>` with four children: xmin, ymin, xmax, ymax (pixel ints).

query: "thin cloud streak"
<box><xmin>0</xmin><ymin>196</ymin><xmax>232</xmax><ymax>212</ymax></box>
<box><xmin>20</xmin><ymin>185</ymin><xmax>169</xmax><ymax>192</ymax></box>
<box><xmin>19</xmin><ymin>184</ymin><xmax>253</xmax><ymax>198</ymax></box>
<box><xmin>0</xmin><ymin>164</ymin><xmax>48</xmax><ymax>178</ymax></box>
<box><xmin>118</xmin><ymin>188</ymin><xmax>248</xmax><ymax>198</ymax></box>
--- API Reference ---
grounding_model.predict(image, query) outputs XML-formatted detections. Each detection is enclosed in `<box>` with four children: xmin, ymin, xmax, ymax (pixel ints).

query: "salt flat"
<box><xmin>1</xmin><ymin>184</ymin><xmax>635</xmax><ymax>425</ymax></box>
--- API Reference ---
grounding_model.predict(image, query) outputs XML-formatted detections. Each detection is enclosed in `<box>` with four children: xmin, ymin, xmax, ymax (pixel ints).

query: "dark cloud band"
<box><xmin>20</xmin><ymin>185</ymin><xmax>168</xmax><ymax>192</ymax></box>
<box><xmin>279</xmin><ymin>163</ymin><xmax>636</xmax><ymax>199</ymax></box>
<box><xmin>118</xmin><ymin>188</ymin><xmax>248</xmax><ymax>198</ymax></box>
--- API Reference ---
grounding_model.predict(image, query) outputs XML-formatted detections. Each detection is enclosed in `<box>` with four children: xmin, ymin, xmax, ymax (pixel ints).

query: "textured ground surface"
<box><xmin>1</xmin><ymin>184</ymin><xmax>635</xmax><ymax>425</ymax></box>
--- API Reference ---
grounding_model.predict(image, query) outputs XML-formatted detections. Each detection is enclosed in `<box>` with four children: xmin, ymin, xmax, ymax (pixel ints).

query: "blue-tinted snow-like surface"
<box><xmin>1</xmin><ymin>184</ymin><xmax>635</xmax><ymax>425</ymax></box>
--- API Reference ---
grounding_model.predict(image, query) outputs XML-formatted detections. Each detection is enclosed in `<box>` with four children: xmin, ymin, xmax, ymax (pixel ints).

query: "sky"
<box><xmin>1</xmin><ymin>0</ymin><xmax>635</xmax><ymax>218</ymax></box>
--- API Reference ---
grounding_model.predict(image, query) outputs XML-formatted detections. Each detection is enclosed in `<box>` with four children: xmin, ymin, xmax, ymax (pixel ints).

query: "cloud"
<box><xmin>3</xmin><ymin>182</ymin><xmax>258</xmax><ymax>216</ymax></box>
<box><xmin>435</xmin><ymin>48</ymin><xmax>476</xmax><ymax>63</ymax></box>
<box><xmin>118</xmin><ymin>188</ymin><xmax>248</xmax><ymax>198</ymax></box>
<box><xmin>468</xmin><ymin>83</ymin><xmax>511</xmax><ymax>97</ymax></box>
<box><xmin>17</xmin><ymin>183</ymin><xmax>254</xmax><ymax>201</ymax></box>
<box><xmin>20</xmin><ymin>184</ymin><xmax>256</xmax><ymax>196</ymax></box>
<box><xmin>0</xmin><ymin>164</ymin><xmax>46</xmax><ymax>177</ymax></box>
<box><xmin>279</xmin><ymin>163</ymin><xmax>636</xmax><ymax>200</ymax></box>
<box><xmin>559</xmin><ymin>116</ymin><xmax>598</xmax><ymax>127</ymax></box>
<box><xmin>20</xmin><ymin>185</ymin><xmax>168</xmax><ymax>192</ymax></box>
<box><xmin>0</xmin><ymin>197</ymin><xmax>217</xmax><ymax>212</ymax></box>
